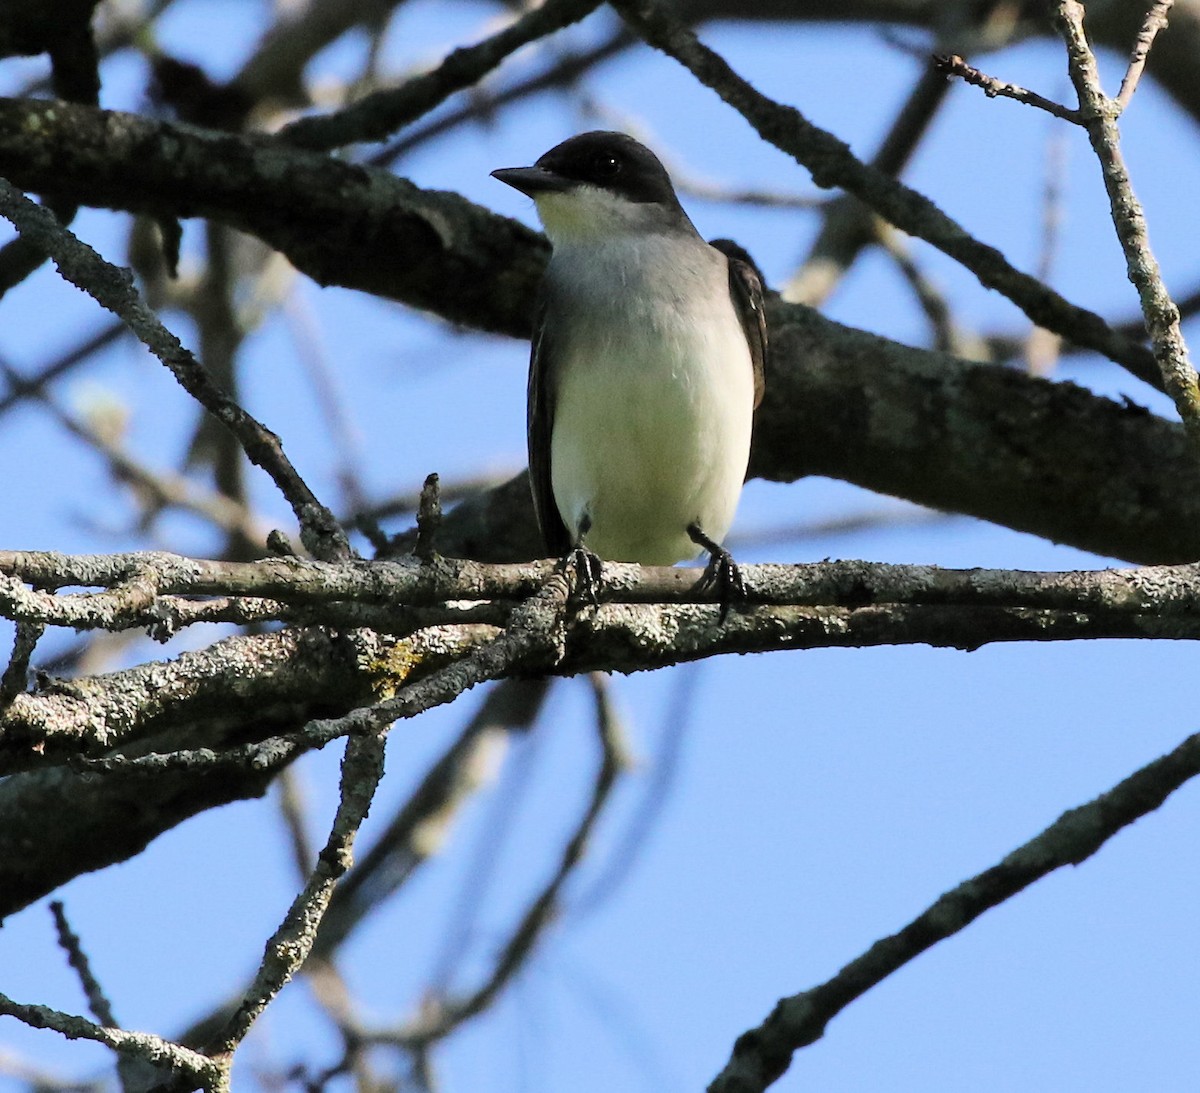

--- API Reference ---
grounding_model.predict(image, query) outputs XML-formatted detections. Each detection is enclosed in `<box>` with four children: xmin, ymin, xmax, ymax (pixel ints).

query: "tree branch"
<box><xmin>0</xmin><ymin>179</ymin><xmax>350</xmax><ymax>561</ymax></box>
<box><xmin>1055</xmin><ymin>1</ymin><xmax>1200</xmax><ymax>447</ymax></box>
<box><xmin>1</xmin><ymin>97</ymin><xmax>1198</xmax><ymax>560</ymax></box>
<box><xmin>608</xmin><ymin>0</ymin><xmax>1163</xmax><ymax>389</ymax></box>
<box><xmin>211</xmin><ymin>730</ymin><xmax>388</xmax><ymax>1053</ymax></box>
<box><xmin>708</xmin><ymin>727</ymin><xmax>1200</xmax><ymax>1092</ymax></box>
<box><xmin>279</xmin><ymin>0</ymin><xmax>603</xmax><ymax>150</ymax></box>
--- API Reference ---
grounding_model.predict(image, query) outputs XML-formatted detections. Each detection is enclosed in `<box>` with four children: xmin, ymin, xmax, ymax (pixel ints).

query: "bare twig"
<box><xmin>1027</xmin><ymin>123</ymin><xmax>1068</xmax><ymax>375</ymax></box>
<box><xmin>0</xmin><ymin>991</ymin><xmax>223</xmax><ymax>1091</ymax></box>
<box><xmin>392</xmin><ymin>676</ymin><xmax>629</xmax><ymax>1044</ymax></box>
<box><xmin>368</xmin><ymin>29</ymin><xmax>634</xmax><ymax>168</ymax></box>
<box><xmin>415</xmin><ymin>473</ymin><xmax>442</xmax><ymax>560</ymax></box>
<box><xmin>211</xmin><ymin>730</ymin><xmax>389</xmax><ymax>1053</ymax></box>
<box><xmin>48</xmin><ymin>901</ymin><xmax>119</xmax><ymax>1029</ymax></box>
<box><xmin>872</xmin><ymin>225</ymin><xmax>973</xmax><ymax>356</ymax></box>
<box><xmin>1055</xmin><ymin>1</ymin><xmax>1200</xmax><ymax>449</ymax></box>
<box><xmin>276</xmin><ymin>768</ymin><xmax>317</xmax><ymax>882</ymax></box>
<box><xmin>1115</xmin><ymin>0</ymin><xmax>1174</xmax><ymax>112</ymax></box>
<box><xmin>0</xmin><ymin>180</ymin><xmax>351</xmax><ymax>561</ymax></box>
<box><xmin>0</xmin><ymin>365</ymin><xmax>270</xmax><ymax>546</ymax></box>
<box><xmin>0</xmin><ymin>620</ymin><xmax>42</xmax><ymax>707</ymax></box>
<box><xmin>0</xmin><ymin>319</ymin><xmax>125</xmax><ymax>417</ymax></box>
<box><xmin>279</xmin><ymin>0</ymin><xmax>603</xmax><ymax>150</ymax></box>
<box><xmin>934</xmin><ymin>52</ymin><xmax>1079</xmax><ymax>122</ymax></box>
<box><xmin>170</xmin><ymin>679</ymin><xmax>549</xmax><ymax>1067</ymax></box>
<box><xmin>788</xmin><ymin>62</ymin><xmax>952</xmax><ymax>306</ymax></box>
<box><xmin>281</xmin><ymin>285</ymin><xmax>367</xmax><ymax>516</ymax></box>
<box><xmin>708</xmin><ymin>728</ymin><xmax>1200</xmax><ymax>1092</ymax></box>
<box><xmin>572</xmin><ymin>664</ymin><xmax>694</xmax><ymax>918</ymax></box>
<box><xmin>313</xmin><ymin>677</ymin><xmax>549</xmax><ymax>960</ymax></box>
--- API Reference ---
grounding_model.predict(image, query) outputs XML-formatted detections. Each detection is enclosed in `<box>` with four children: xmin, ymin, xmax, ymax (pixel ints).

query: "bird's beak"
<box><xmin>491</xmin><ymin>166</ymin><xmax>572</xmax><ymax>197</ymax></box>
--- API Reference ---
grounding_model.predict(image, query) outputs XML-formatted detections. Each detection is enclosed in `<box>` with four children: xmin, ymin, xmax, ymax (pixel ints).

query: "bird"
<box><xmin>491</xmin><ymin>130</ymin><xmax>766</xmax><ymax>609</ymax></box>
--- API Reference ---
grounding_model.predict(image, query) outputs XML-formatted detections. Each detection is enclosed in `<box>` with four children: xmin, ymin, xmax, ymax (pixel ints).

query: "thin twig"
<box><xmin>0</xmin><ymin>179</ymin><xmax>351</xmax><ymax>561</ymax></box>
<box><xmin>787</xmin><ymin>61</ymin><xmax>952</xmax><ymax>306</ymax></box>
<box><xmin>368</xmin><ymin>29</ymin><xmax>634</xmax><ymax>168</ymax></box>
<box><xmin>934</xmin><ymin>52</ymin><xmax>1080</xmax><ymax>122</ymax></box>
<box><xmin>0</xmin><ymin>620</ymin><xmax>42</xmax><ymax>707</ymax></box>
<box><xmin>276</xmin><ymin>768</ymin><xmax>317</xmax><ymax>883</ymax></box>
<box><xmin>48</xmin><ymin>901</ymin><xmax>119</xmax><ymax>1029</ymax></box>
<box><xmin>206</xmin><ymin>574</ymin><xmax>573</xmax><ymax>1054</ymax></box>
<box><xmin>1055</xmin><ymin>0</ymin><xmax>1200</xmax><ymax>450</ymax></box>
<box><xmin>1115</xmin><ymin>0</ymin><xmax>1174</xmax><ymax>113</ymax></box>
<box><xmin>415</xmin><ymin>473</ymin><xmax>442</xmax><ymax>560</ymax></box>
<box><xmin>708</xmin><ymin>728</ymin><xmax>1200</xmax><ymax>1092</ymax></box>
<box><xmin>872</xmin><ymin>225</ymin><xmax>972</xmax><ymax>356</ymax></box>
<box><xmin>0</xmin><ymin>364</ymin><xmax>269</xmax><ymax>546</ymax></box>
<box><xmin>0</xmin><ymin>319</ymin><xmax>125</xmax><ymax>417</ymax></box>
<box><xmin>279</xmin><ymin>0</ymin><xmax>603</xmax><ymax>150</ymax></box>
<box><xmin>390</xmin><ymin>678</ymin><xmax>629</xmax><ymax>1044</ymax></box>
<box><xmin>211</xmin><ymin>730</ymin><xmax>389</xmax><ymax>1053</ymax></box>
<box><xmin>312</xmin><ymin>677</ymin><xmax>549</xmax><ymax>960</ymax></box>
<box><xmin>0</xmin><ymin>991</ymin><xmax>223</xmax><ymax>1091</ymax></box>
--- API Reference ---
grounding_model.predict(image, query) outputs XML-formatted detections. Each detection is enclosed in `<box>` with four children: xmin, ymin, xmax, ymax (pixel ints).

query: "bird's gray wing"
<box><xmin>527</xmin><ymin>291</ymin><xmax>572</xmax><ymax>557</ymax></box>
<box><xmin>710</xmin><ymin>238</ymin><xmax>767</xmax><ymax>410</ymax></box>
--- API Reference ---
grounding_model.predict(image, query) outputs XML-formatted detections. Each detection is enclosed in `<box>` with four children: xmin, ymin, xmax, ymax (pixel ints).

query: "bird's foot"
<box><xmin>564</xmin><ymin>544</ymin><xmax>603</xmax><ymax>607</ymax></box>
<box><xmin>687</xmin><ymin>523</ymin><xmax>746</xmax><ymax>623</ymax></box>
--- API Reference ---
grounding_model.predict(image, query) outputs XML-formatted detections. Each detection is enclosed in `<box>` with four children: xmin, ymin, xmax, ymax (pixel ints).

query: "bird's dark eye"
<box><xmin>591</xmin><ymin>153</ymin><xmax>621</xmax><ymax>178</ymax></box>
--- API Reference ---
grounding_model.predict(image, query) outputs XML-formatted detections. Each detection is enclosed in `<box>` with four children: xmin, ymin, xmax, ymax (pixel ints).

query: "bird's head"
<box><xmin>492</xmin><ymin>130</ymin><xmax>692</xmax><ymax>244</ymax></box>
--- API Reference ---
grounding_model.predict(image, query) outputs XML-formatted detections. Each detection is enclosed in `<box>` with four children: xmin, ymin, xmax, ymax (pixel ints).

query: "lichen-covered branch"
<box><xmin>1055</xmin><ymin>1</ymin><xmax>1200</xmax><ymax>448</ymax></box>
<box><xmin>0</xmin><ymin>990</ymin><xmax>224</xmax><ymax>1092</ymax></box>
<box><xmin>4</xmin><ymin>546</ymin><xmax>1200</xmax><ymax>920</ymax></box>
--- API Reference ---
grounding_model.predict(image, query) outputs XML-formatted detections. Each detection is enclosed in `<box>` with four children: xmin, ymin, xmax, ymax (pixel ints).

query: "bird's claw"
<box><xmin>696</xmin><ymin>546</ymin><xmax>746</xmax><ymax>624</ymax></box>
<box><xmin>688</xmin><ymin>522</ymin><xmax>746</xmax><ymax>623</ymax></box>
<box><xmin>565</xmin><ymin>545</ymin><xmax>603</xmax><ymax>606</ymax></box>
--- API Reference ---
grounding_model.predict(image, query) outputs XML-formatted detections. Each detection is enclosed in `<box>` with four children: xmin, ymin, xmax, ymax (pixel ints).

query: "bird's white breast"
<box><xmin>545</xmin><ymin>234</ymin><xmax>755</xmax><ymax>565</ymax></box>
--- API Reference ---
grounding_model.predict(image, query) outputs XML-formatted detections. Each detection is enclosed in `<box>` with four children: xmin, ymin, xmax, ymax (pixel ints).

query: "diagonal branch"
<box><xmin>708</xmin><ymin>728</ymin><xmax>1200</xmax><ymax>1093</ymax></box>
<box><xmin>608</xmin><ymin>0</ymin><xmax>1163</xmax><ymax>389</ymax></box>
<box><xmin>392</xmin><ymin>674</ymin><xmax>630</xmax><ymax>1046</ymax></box>
<box><xmin>1116</xmin><ymin>0</ymin><xmax>1175</xmax><ymax>111</ymax></box>
<box><xmin>0</xmin><ymin>178</ymin><xmax>350</xmax><ymax>561</ymax></box>
<box><xmin>0</xmin><ymin>991</ymin><xmax>224</xmax><ymax>1092</ymax></box>
<box><xmin>211</xmin><ymin>729</ymin><xmax>389</xmax><ymax>1053</ymax></box>
<box><xmin>280</xmin><ymin>0</ymin><xmax>603</xmax><ymax>150</ymax></box>
<box><xmin>933</xmin><ymin>51</ymin><xmax>1080</xmax><ymax>121</ymax></box>
<box><xmin>1054</xmin><ymin>1</ymin><xmax>1200</xmax><ymax>448</ymax></box>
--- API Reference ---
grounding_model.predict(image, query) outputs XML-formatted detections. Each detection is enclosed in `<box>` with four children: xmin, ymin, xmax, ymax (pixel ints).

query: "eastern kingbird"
<box><xmin>492</xmin><ymin>131</ymin><xmax>766</xmax><ymax>605</ymax></box>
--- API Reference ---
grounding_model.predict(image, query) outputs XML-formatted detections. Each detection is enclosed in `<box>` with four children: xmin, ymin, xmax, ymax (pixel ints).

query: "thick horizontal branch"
<box><xmin>0</xmin><ymin>97</ymin><xmax>543</xmax><ymax>336</ymax></box>
<box><xmin>2</xmin><ymin>578</ymin><xmax>1193</xmax><ymax>915</ymax></box>
<box><xmin>6</xmin><ymin>548</ymin><xmax>1200</xmax><ymax>777</ymax></box>
<box><xmin>4</xmin><ymin>550</ymin><xmax>1200</xmax><ymax>630</ymax></box>
<box><xmin>753</xmin><ymin>306</ymin><xmax>1200</xmax><ymax>564</ymax></box>
<box><xmin>3</xmin><ymin>547</ymin><xmax>1199</xmax><ymax>917</ymax></box>
<box><xmin>0</xmin><ymin>623</ymin><xmax>500</xmax><ymax>918</ymax></box>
